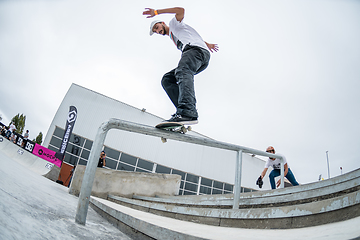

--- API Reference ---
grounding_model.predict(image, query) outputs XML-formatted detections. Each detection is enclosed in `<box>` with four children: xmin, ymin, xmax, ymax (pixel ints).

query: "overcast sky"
<box><xmin>1</xmin><ymin>0</ymin><xmax>359</xmax><ymax>185</ymax></box>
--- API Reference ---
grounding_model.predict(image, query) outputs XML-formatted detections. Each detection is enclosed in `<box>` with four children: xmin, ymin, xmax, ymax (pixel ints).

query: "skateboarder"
<box><xmin>143</xmin><ymin>7</ymin><xmax>218</xmax><ymax>125</ymax></box>
<box><xmin>258</xmin><ymin>146</ymin><xmax>299</xmax><ymax>189</ymax></box>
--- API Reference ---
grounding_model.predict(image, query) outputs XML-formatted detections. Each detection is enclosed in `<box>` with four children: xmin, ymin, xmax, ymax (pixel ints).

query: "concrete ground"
<box><xmin>0</xmin><ymin>149</ymin><xmax>131</xmax><ymax>240</ymax></box>
<box><xmin>1</xmin><ymin>144</ymin><xmax>360</xmax><ymax>240</ymax></box>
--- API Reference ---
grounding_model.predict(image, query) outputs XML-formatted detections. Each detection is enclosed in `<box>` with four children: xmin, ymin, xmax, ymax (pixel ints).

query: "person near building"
<box><xmin>6</xmin><ymin>122</ymin><xmax>16</xmax><ymax>139</ymax></box>
<box><xmin>258</xmin><ymin>146</ymin><xmax>299</xmax><ymax>189</ymax></box>
<box><xmin>98</xmin><ymin>151</ymin><xmax>106</xmax><ymax>168</ymax></box>
<box><xmin>22</xmin><ymin>130</ymin><xmax>29</xmax><ymax>147</ymax></box>
<box><xmin>10</xmin><ymin>129</ymin><xmax>17</xmax><ymax>143</ymax></box>
<box><xmin>143</xmin><ymin>7</ymin><xmax>218</xmax><ymax>124</ymax></box>
<box><xmin>0</xmin><ymin>126</ymin><xmax>7</xmax><ymax>136</ymax></box>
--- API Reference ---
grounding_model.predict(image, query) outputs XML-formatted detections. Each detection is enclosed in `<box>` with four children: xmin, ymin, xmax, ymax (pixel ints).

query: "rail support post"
<box><xmin>233</xmin><ymin>150</ymin><xmax>243</xmax><ymax>209</ymax></box>
<box><xmin>75</xmin><ymin>121</ymin><xmax>110</xmax><ymax>225</ymax></box>
<box><xmin>280</xmin><ymin>156</ymin><xmax>285</xmax><ymax>188</ymax></box>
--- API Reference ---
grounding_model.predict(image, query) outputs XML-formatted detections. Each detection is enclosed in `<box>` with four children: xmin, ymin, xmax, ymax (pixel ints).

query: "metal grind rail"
<box><xmin>75</xmin><ymin>118</ymin><xmax>285</xmax><ymax>225</ymax></box>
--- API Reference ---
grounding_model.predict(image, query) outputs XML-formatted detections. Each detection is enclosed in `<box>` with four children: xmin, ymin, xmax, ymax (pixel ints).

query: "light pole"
<box><xmin>326</xmin><ymin>151</ymin><xmax>330</xmax><ymax>179</ymax></box>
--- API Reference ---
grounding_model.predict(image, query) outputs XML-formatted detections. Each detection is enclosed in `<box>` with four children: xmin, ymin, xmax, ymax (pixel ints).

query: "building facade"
<box><xmin>43</xmin><ymin>84</ymin><xmax>270</xmax><ymax>195</ymax></box>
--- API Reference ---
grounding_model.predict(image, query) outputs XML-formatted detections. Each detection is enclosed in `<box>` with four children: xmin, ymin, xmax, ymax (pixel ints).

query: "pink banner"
<box><xmin>33</xmin><ymin>144</ymin><xmax>62</xmax><ymax>168</ymax></box>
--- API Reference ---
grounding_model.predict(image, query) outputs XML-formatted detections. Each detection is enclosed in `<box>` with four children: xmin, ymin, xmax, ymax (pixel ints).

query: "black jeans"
<box><xmin>161</xmin><ymin>45</ymin><xmax>210</xmax><ymax>118</ymax></box>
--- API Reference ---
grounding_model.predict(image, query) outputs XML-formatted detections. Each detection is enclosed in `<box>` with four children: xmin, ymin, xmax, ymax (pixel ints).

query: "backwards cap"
<box><xmin>149</xmin><ymin>20</ymin><xmax>163</xmax><ymax>36</ymax></box>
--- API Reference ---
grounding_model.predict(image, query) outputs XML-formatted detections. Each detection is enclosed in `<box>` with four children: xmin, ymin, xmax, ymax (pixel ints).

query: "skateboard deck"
<box><xmin>155</xmin><ymin>122</ymin><xmax>192</xmax><ymax>143</ymax></box>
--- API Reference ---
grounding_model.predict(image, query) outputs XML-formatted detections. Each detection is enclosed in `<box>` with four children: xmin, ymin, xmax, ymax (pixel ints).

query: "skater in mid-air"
<box><xmin>143</xmin><ymin>7</ymin><xmax>218</xmax><ymax>125</ymax></box>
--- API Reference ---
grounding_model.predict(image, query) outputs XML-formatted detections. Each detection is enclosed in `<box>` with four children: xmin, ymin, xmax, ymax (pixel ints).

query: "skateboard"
<box><xmin>155</xmin><ymin>122</ymin><xmax>192</xmax><ymax>143</ymax></box>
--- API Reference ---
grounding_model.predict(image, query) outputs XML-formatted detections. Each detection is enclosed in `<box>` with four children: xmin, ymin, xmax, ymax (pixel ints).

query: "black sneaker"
<box><xmin>165</xmin><ymin>114</ymin><xmax>198</xmax><ymax>125</ymax></box>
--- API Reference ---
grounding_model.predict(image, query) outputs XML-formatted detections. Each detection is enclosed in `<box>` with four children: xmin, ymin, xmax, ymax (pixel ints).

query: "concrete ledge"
<box><xmin>154</xmin><ymin>168</ymin><xmax>360</xmax><ymax>204</ymax></box>
<box><xmin>133</xmin><ymin>176</ymin><xmax>360</xmax><ymax>208</ymax></box>
<box><xmin>90</xmin><ymin>197</ymin><xmax>208</xmax><ymax>240</ymax></box>
<box><xmin>69</xmin><ymin>165</ymin><xmax>181</xmax><ymax>199</ymax></box>
<box><xmin>107</xmin><ymin>190</ymin><xmax>360</xmax><ymax>229</ymax></box>
<box><xmin>90</xmin><ymin>196</ymin><xmax>360</xmax><ymax>239</ymax></box>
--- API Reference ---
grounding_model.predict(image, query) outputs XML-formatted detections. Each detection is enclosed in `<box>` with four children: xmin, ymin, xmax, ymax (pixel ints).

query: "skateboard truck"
<box><xmin>156</xmin><ymin>124</ymin><xmax>192</xmax><ymax>143</ymax></box>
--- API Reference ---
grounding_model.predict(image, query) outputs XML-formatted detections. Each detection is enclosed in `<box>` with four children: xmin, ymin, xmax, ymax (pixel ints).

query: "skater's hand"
<box><xmin>205</xmin><ymin>42</ymin><xmax>219</xmax><ymax>53</ymax></box>
<box><xmin>256</xmin><ymin>176</ymin><xmax>263</xmax><ymax>188</ymax></box>
<box><xmin>143</xmin><ymin>8</ymin><xmax>156</xmax><ymax>18</ymax></box>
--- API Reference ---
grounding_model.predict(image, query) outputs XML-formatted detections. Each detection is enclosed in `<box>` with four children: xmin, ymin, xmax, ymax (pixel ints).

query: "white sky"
<box><xmin>1</xmin><ymin>0</ymin><xmax>359</xmax><ymax>185</ymax></box>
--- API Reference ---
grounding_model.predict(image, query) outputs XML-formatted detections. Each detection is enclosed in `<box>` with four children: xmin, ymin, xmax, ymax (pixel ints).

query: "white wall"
<box><xmin>44</xmin><ymin>83</ymin><xmax>269</xmax><ymax>190</ymax></box>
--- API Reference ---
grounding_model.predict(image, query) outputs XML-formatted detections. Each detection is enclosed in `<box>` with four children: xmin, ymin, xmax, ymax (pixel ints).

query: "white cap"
<box><xmin>149</xmin><ymin>20</ymin><xmax>163</xmax><ymax>36</ymax></box>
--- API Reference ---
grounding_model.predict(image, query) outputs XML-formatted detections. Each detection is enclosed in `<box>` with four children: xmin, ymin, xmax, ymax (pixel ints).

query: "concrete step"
<box><xmin>132</xmin><ymin>175</ymin><xmax>360</xmax><ymax>208</ymax></box>
<box><xmin>104</xmin><ymin>168</ymin><xmax>360</xmax><ymax>229</ymax></box>
<box><xmin>153</xmin><ymin>167</ymin><xmax>360</xmax><ymax>204</ymax></box>
<box><xmin>107</xmin><ymin>190</ymin><xmax>360</xmax><ymax>229</ymax></box>
<box><xmin>90</xmin><ymin>196</ymin><xmax>360</xmax><ymax>240</ymax></box>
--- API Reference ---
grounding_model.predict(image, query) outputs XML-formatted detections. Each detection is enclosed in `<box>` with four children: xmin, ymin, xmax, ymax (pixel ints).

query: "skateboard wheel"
<box><xmin>187</xmin><ymin>126</ymin><xmax>192</xmax><ymax>131</ymax></box>
<box><xmin>161</xmin><ymin>137</ymin><xmax>167</xmax><ymax>143</ymax></box>
<box><xmin>181</xmin><ymin>126</ymin><xmax>187</xmax><ymax>133</ymax></box>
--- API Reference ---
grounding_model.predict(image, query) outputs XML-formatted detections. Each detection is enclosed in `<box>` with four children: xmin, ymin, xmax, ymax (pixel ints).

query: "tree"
<box><xmin>10</xmin><ymin>113</ymin><xmax>26</xmax><ymax>135</ymax></box>
<box><xmin>33</xmin><ymin>132</ymin><xmax>43</xmax><ymax>145</ymax></box>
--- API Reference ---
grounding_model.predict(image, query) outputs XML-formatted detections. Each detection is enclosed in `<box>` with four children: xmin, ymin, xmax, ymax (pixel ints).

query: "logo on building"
<box><xmin>68</xmin><ymin>110</ymin><xmax>77</xmax><ymax>123</ymax></box>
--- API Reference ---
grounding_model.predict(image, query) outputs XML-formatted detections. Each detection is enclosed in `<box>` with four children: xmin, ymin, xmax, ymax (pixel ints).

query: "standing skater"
<box><xmin>143</xmin><ymin>7</ymin><xmax>218</xmax><ymax>124</ymax></box>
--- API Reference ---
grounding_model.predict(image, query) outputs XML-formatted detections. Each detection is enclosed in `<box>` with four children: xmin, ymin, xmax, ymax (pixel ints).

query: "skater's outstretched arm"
<box><xmin>143</xmin><ymin>7</ymin><xmax>184</xmax><ymax>22</ymax></box>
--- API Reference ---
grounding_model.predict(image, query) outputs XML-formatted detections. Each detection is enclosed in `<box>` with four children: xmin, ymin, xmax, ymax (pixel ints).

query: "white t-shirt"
<box><xmin>9</xmin><ymin>123</ymin><xmax>16</xmax><ymax>132</ymax></box>
<box><xmin>265</xmin><ymin>154</ymin><xmax>288</xmax><ymax>170</ymax></box>
<box><xmin>169</xmin><ymin>17</ymin><xmax>208</xmax><ymax>52</ymax></box>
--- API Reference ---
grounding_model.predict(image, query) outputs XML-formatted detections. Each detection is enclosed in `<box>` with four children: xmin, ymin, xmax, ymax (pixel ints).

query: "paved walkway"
<box><xmin>0</xmin><ymin>149</ymin><xmax>131</xmax><ymax>240</ymax></box>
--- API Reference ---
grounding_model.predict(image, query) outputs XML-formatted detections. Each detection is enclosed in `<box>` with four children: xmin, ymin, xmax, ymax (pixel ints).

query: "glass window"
<box><xmin>84</xmin><ymin>140</ymin><xmax>93</xmax><ymax>150</ymax></box>
<box><xmin>49</xmin><ymin>137</ymin><xmax>62</xmax><ymax>148</ymax></box>
<box><xmin>135</xmin><ymin>168</ymin><xmax>151</xmax><ymax>173</ymax></box>
<box><xmin>120</xmin><ymin>153</ymin><xmax>137</xmax><ymax>165</ymax></box>
<box><xmin>71</xmin><ymin>134</ymin><xmax>84</xmax><ymax>146</ymax></box>
<box><xmin>186</xmin><ymin>173</ymin><xmax>199</xmax><ymax>184</ymax></box>
<box><xmin>78</xmin><ymin>158</ymin><xmax>88</xmax><ymax>166</ymax></box>
<box><xmin>224</xmin><ymin>183</ymin><xmax>233</xmax><ymax>192</ymax></box>
<box><xmin>172</xmin><ymin>169</ymin><xmax>185</xmax><ymax>180</ymax></box>
<box><xmin>212</xmin><ymin>189</ymin><xmax>223</xmax><ymax>195</ymax></box>
<box><xmin>184</xmin><ymin>182</ymin><xmax>198</xmax><ymax>192</ymax></box>
<box><xmin>244</xmin><ymin>188</ymin><xmax>252</xmax><ymax>193</ymax></box>
<box><xmin>200</xmin><ymin>186</ymin><xmax>212</xmax><ymax>195</ymax></box>
<box><xmin>64</xmin><ymin>153</ymin><xmax>78</xmax><ymax>166</ymax></box>
<box><xmin>137</xmin><ymin>159</ymin><xmax>153</xmax><ymax>171</ymax></box>
<box><xmin>183</xmin><ymin>190</ymin><xmax>196</xmax><ymax>195</ymax></box>
<box><xmin>66</xmin><ymin>143</ymin><xmax>80</xmax><ymax>156</ymax></box>
<box><xmin>104</xmin><ymin>146</ymin><xmax>120</xmax><ymax>160</ymax></box>
<box><xmin>156</xmin><ymin>165</ymin><xmax>171</xmax><ymax>174</ymax></box>
<box><xmin>81</xmin><ymin>149</ymin><xmax>90</xmax><ymax>160</ymax></box>
<box><xmin>201</xmin><ymin>178</ymin><xmax>213</xmax><ymax>187</ymax></box>
<box><xmin>48</xmin><ymin>145</ymin><xmax>58</xmax><ymax>152</ymax></box>
<box><xmin>53</xmin><ymin>127</ymin><xmax>65</xmax><ymax>138</ymax></box>
<box><xmin>179</xmin><ymin>181</ymin><xmax>184</xmax><ymax>189</ymax></box>
<box><xmin>117</xmin><ymin>162</ymin><xmax>135</xmax><ymax>172</ymax></box>
<box><xmin>105</xmin><ymin>159</ymin><xmax>117</xmax><ymax>170</ymax></box>
<box><xmin>178</xmin><ymin>189</ymin><xmax>183</xmax><ymax>195</ymax></box>
<box><xmin>213</xmin><ymin>181</ymin><xmax>223</xmax><ymax>190</ymax></box>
